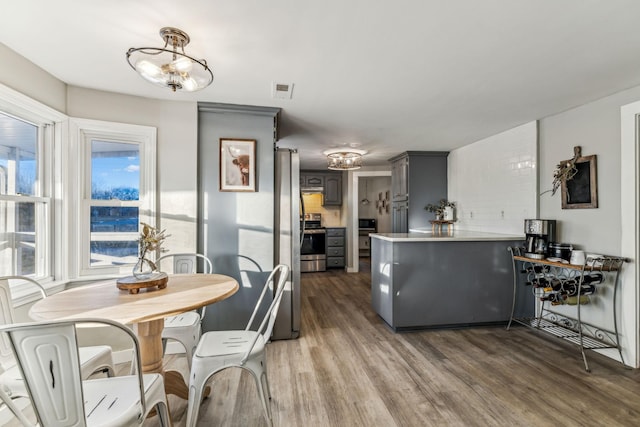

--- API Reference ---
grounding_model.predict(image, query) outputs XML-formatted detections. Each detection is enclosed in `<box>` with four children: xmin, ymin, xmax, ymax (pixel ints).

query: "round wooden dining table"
<box><xmin>29</xmin><ymin>273</ymin><xmax>239</xmax><ymax>400</ymax></box>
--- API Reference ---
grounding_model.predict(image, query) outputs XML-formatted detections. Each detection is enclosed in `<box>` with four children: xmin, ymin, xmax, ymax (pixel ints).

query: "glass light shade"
<box><xmin>126</xmin><ymin>28</ymin><xmax>213</xmax><ymax>92</ymax></box>
<box><xmin>182</xmin><ymin>76</ymin><xmax>198</xmax><ymax>91</ymax></box>
<box><xmin>173</xmin><ymin>57</ymin><xmax>193</xmax><ymax>72</ymax></box>
<box><xmin>135</xmin><ymin>60</ymin><xmax>162</xmax><ymax>78</ymax></box>
<box><xmin>327</xmin><ymin>151</ymin><xmax>363</xmax><ymax>170</ymax></box>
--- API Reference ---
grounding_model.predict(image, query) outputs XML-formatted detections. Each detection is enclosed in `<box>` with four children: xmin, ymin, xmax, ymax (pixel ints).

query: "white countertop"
<box><xmin>369</xmin><ymin>229</ymin><xmax>525</xmax><ymax>242</ymax></box>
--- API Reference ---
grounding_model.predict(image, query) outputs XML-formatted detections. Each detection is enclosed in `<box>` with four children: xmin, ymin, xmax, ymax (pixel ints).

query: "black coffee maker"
<box><xmin>524</xmin><ymin>219</ymin><xmax>556</xmax><ymax>259</ymax></box>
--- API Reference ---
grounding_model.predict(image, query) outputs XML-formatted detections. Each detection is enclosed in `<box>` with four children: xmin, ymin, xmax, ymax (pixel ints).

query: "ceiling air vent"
<box><xmin>272</xmin><ymin>82</ymin><xmax>294</xmax><ymax>99</ymax></box>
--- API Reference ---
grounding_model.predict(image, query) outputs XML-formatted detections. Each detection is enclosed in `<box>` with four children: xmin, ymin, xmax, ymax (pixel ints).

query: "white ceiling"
<box><xmin>3</xmin><ymin>1</ymin><xmax>640</xmax><ymax>168</ymax></box>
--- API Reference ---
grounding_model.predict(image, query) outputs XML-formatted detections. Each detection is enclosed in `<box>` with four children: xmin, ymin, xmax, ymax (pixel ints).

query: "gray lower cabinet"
<box><xmin>370</xmin><ymin>236</ymin><xmax>529</xmax><ymax>330</ymax></box>
<box><xmin>325</xmin><ymin>227</ymin><xmax>345</xmax><ymax>268</ymax></box>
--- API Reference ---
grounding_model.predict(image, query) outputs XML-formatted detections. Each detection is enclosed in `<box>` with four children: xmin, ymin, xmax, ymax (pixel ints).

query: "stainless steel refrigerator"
<box><xmin>272</xmin><ymin>148</ymin><xmax>301</xmax><ymax>339</ymax></box>
<box><xmin>198</xmin><ymin>141</ymin><xmax>300</xmax><ymax>340</ymax></box>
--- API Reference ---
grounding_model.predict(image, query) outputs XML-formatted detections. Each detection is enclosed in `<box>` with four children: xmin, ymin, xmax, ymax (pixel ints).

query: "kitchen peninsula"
<box><xmin>370</xmin><ymin>230</ymin><xmax>527</xmax><ymax>330</ymax></box>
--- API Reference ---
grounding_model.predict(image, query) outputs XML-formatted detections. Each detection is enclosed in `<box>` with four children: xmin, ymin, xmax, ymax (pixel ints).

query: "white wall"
<box><xmin>538</xmin><ymin>87</ymin><xmax>640</xmax><ymax>252</ymax></box>
<box><xmin>0</xmin><ymin>50</ymin><xmax>199</xmax><ymax>352</ymax></box>
<box><xmin>66</xmin><ymin>86</ymin><xmax>199</xmax><ymax>257</ymax></box>
<box><xmin>448</xmin><ymin>121</ymin><xmax>537</xmax><ymax>234</ymax></box>
<box><xmin>539</xmin><ymin>85</ymin><xmax>640</xmax><ymax>367</ymax></box>
<box><xmin>0</xmin><ymin>44</ymin><xmax>200</xmax><ymax>258</ymax></box>
<box><xmin>0</xmin><ymin>42</ymin><xmax>66</xmax><ymax>112</ymax></box>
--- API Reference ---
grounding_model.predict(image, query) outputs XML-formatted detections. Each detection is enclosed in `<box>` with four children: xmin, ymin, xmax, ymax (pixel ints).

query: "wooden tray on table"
<box><xmin>116</xmin><ymin>272</ymin><xmax>168</xmax><ymax>294</ymax></box>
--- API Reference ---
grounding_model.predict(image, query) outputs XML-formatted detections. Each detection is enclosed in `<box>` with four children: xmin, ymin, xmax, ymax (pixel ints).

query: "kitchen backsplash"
<box><xmin>448</xmin><ymin>121</ymin><xmax>537</xmax><ymax>235</ymax></box>
<box><xmin>302</xmin><ymin>193</ymin><xmax>342</xmax><ymax>227</ymax></box>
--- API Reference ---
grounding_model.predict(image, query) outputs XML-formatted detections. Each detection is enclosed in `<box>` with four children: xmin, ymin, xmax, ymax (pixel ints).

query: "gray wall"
<box><xmin>197</xmin><ymin>105</ymin><xmax>278</xmax><ymax>331</ymax></box>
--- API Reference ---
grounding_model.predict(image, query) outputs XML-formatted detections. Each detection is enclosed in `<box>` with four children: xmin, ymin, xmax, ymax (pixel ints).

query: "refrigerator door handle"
<box><xmin>300</xmin><ymin>193</ymin><xmax>306</xmax><ymax>246</ymax></box>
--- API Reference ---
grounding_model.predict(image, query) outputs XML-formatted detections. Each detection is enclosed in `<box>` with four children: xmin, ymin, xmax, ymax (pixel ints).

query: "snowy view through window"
<box><xmin>0</xmin><ymin>112</ymin><xmax>39</xmax><ymax>275</ymax></box>
<box><xmin>89</xmin><ymin>140</ymin><xmax>140</xmax><ymax>267</ymax></box>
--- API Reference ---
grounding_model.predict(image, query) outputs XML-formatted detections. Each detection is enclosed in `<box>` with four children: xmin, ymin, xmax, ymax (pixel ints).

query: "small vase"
<box><xmin>132</xmin><ymin>257</ymin><xmax>156</xmax><ymax>280</ymax></box>
<box><xmin>443</xmin><ymin>206</ymin><xmax>454</xmax><ymax>221</ymax></box>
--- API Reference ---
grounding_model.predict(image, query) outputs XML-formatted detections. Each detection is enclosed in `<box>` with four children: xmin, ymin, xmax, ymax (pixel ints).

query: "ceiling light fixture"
<box><xmin>324</xmin><ymin>148</ymin><xmax>367</xmax><ymax>171</ymax></box>
<box><xmin>126</xmin><ymin>27</ymin><xmax>213</xmax><ymax>92</ymax></box>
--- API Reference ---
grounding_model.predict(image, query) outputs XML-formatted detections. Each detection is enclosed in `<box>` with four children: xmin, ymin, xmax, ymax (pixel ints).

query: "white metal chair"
<box><xmin>157</xmin><ymin>253</ymin><xmax>213</xmax><ymax>367</ymax></box>
<box><xmin>0</xmin><ymin>317</ymin><xmax>171</xmax><ymax>427</ymax></box>
<box><xmin>186</xmin><ymin>264</ymin><xmax>290</xmax><ymax>427</ymax></box>
<box><xmin>0</xmin><ymin>386</ymin><xmax>31</xmax><ymax>426</ymax></box>
<box><xmin>0</xmin><ymin>276</ymin><xmax>115</xmax><ymax>402</ymax></box>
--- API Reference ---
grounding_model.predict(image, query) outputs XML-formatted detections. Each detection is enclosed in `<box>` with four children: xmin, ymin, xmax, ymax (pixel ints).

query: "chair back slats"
<box><xmin>9</xmin><ymin>322</ymin><xmax>85</xmax><ymax>427</ymax></box>
<box><xmin>0</xmin><ymin>279</ymin><xmax>16</xmax><ymax>366</ymax></box>
<box><xmin>241</xmin><ymin>264</ymin><xmax>289</xmax><ymax>365</ymax></box>
<box><xmin>0</xmin><ymin>276</ymin><xmax>48</xmax><ymax>372</ymax></box>
<box><xmin>157</xmin><ymin>253</ymin><xmax>213</xmax><ymax>275</ymax></box>
<box><xmin>157</xmin><ymin>253</ymin><xmax>213</xmax><ymax>318</ymax></box>
<box><xmin>175</xmin><ymin>257</ymin><xmax>197</xmax><ymax>274</ymax></box>
<box><xmin>0</xmin><ymin>386</ymin><xmax>31</xmax><ymax>426</ymax></box>
<box><xmin>0</xmin><ymin>279</ymin><xmax>15</xmax><ymax>325</ymax></box>
<box><xmin>0</xmin><ymin>318</ymin><xmax>154</xmax><ymax>427</ymax></box>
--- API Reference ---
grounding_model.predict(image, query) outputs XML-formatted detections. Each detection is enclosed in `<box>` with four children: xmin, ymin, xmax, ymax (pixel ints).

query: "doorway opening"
<box><xmin>350</xmin><ymin>171</ymin><xmax>391</xmax><ymax>273</ymax></box>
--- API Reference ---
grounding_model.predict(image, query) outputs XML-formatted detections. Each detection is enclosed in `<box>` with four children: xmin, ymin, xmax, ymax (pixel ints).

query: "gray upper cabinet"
<box><xmin>391</xmin><ymin>155</ymin><xmax>409</xmax><ymax>201</ymax></box>
<box><xmin>300</xmin><ymin>171</ymin><xmax>342</xmax><ymax>206</ymax></box>
<box><xmin>388</xmin><ymin>151</ymin><xmax>448</xmax><ymax>233</ymax></box>
<box><xmin>301</xmin><ymin>174</ymin><xmax>324</xmax><ymax>187</ymax></box>
<box><xmin>323</xmin><ymin>174</ymin><xmax>342</xmax><ymax>205</ymax></box>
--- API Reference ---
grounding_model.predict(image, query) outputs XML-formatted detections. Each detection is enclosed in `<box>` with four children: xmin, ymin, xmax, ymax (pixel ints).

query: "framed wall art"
<box><xmin>219</xmin><ymin>138</ymin><xmax>256</xmax><ymax>192</ymax></box>
<box><xmin>561</xmin><ymin>152</ymin><xmax>597</xmax><ymax>209</ymax></box>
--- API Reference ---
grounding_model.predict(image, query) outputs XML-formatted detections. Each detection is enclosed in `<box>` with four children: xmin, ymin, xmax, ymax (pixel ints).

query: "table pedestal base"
<box><xmin>135</xmin><ymin>319</ymin><xmax>210</xmax><ymax>400</ymax></box>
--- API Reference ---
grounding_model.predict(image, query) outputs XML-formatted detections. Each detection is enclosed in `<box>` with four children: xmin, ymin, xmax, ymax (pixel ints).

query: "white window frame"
<box><xmin>69</xmin><ymin>118</ymin><xmax>156</xmax><ymax>278</ymax></box>
<box><xmin>0</xmin><ymin>83</ymin><xmax>65</xmax><ymax>282</ymax></box>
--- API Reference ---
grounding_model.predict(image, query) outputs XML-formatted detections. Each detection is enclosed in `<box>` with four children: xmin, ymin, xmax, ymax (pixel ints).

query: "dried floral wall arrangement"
<box><xmin>542</xmin><ymin>146</ymin><xmax>598</xmax><ymax>209</ymax></box>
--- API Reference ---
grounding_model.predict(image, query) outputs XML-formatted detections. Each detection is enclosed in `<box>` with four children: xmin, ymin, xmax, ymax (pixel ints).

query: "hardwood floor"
<box><xmin>143</xmin><ymin>258</ymin><xmax>640</xmax><ymax>426</ymax></box>
<box><xmin>6</xmin><ymin>259</ymin><xmax>639</xmax><ymax>426</ymax></box>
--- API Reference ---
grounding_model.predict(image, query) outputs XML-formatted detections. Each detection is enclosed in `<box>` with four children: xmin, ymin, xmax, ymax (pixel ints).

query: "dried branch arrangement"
<box><xmin>545</xmin><ymin>146</ymin><xmax>582</xmax><ymax>196</ymax></box>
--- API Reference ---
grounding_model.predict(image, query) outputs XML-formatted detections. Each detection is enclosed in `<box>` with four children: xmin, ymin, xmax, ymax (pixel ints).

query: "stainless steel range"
<box><xmin>301</xmin><ymin>213</ymin><xmax>326</xmax><ymax>272</ymax></box>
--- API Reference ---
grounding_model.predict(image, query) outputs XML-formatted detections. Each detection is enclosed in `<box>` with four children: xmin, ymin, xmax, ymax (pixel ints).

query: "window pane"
<box><xmin>91</xmin><ymin>206</ymin><xmax>139</xmax><ymax>232</ymax></box>
<box><xmin>89</xmin><ymin>206</ymin><xmax>139</xmax><ymax>266</ymax></box>
<box><xmin>0</xmin><ymin>112</ymin><xmax>38</xmax><ymax>196</ymax></box>
<box><xmin>89</xmin><ymin>141</ymin><xmax>140</xmax><ymax>267</ymax></box>
<box><xmin>91</xmin><ymin>140</ymin><xmax>139</xmax><ymax>200</ymax></box>
<box><xmin>0</xmin><ymin>200</ymin><xmax>44</xmax><ymax>276</ymax></box>
<box><xmin>90</xmin><ymin>240</ymin><xmax>138</xmax><ymax>267</ymax></box>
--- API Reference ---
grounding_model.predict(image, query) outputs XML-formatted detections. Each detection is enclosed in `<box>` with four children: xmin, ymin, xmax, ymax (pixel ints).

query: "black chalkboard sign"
<box><xmin>561</xmin><ymin>154</ymin><xmax>597</xmax><ymax>209</ymax></box>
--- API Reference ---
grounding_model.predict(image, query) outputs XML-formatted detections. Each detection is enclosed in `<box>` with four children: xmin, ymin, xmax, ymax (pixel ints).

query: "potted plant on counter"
<box><xmin>425</xmin><ymin>199</ymin><xmax>456</xmax><ymax>220</ymax></box>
